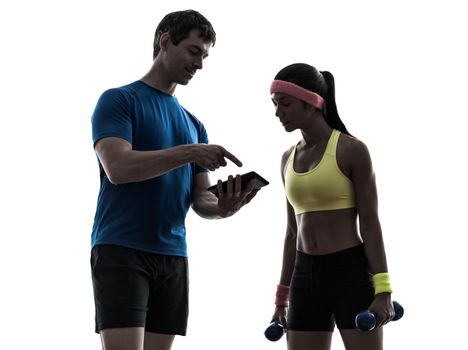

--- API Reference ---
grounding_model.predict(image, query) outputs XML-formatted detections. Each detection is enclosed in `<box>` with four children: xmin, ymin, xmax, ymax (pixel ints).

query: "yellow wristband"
<box><xmin>372</xmin><ymin>272</ymin><xmax>393</xmax><ymax>295</ymax></box>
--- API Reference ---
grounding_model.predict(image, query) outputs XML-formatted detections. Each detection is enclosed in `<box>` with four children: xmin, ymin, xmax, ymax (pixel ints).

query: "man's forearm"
<box><xmin>105</xmin><ymin>144</ymin><xmax>195</xmax><ymax>185</ymax></box>
<box><xmin>191</xmin><ymin>191</ymin><xmax>224</xmax><ymax>219</ymax></box>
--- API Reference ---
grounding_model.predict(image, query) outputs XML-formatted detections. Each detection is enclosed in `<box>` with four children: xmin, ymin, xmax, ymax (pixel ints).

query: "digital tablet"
<box><xmin>206</xmin><ymin>171</ymin><xmax>269</xmax><ymax>197</ymax></box>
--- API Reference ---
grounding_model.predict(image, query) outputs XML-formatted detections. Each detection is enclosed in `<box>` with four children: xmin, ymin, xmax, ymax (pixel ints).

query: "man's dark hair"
<box><xmin>153</xmin><ymin>10</ymin><xmax>216</xmax><ymax>59</ymax></box>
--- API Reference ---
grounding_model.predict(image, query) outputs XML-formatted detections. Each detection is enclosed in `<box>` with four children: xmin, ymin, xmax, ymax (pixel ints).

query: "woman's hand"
<box><xmin>271</xmin><ymin>305</ymin><xmax>288</xmax><ymax>327</ymax></box>
<box><xmin>368</xmin><ymin>293</ymin><xmax>395</xmax><ymax>327</ymax></box>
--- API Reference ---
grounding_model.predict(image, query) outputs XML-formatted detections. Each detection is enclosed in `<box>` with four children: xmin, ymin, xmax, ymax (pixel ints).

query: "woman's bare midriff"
<box><xmin>296</xmin><ymin>208</ymin><xmax>362</xmax><ymax>255</ymax></box>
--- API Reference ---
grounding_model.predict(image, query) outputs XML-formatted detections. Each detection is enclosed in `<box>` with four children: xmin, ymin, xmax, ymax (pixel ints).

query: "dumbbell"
<box><xmin>264</xmin><ymin>321</ymin><xmax>285</xmax><ymax>341</ymax></box>
<box><xmin>355</xmin><ymin>301</ymin><xmax>404</xmax><ymax>331</ymax></box>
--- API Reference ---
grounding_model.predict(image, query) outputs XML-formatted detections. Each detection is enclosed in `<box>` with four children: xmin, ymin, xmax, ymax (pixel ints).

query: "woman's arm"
<box><xmin>272</xmin><ymin>148</ymin><xmax>297</xmax><ymax>325</ymax></box>
<box><xmin>278</xmin><ymin>147</ymin><xmax>298</xmax><ymax>285</ymax></box>
<box><xmin>271</xmin><ymin>198</ymin><xmax>297</xmax><ymax>325</ymax></box>
<box><xmin>348</xmin><ymin>139</ymin><xmax>388</xmax><ymax>274</ymax></box>
<box><xmin>346</xmin><ymin>138</ymin><xmax>395</xmax><ymax>326</ymax></box>
<box><xmin>278</xmin><ymin>200</ymin><xmax>298</xmax><ymax>285</ymax></box>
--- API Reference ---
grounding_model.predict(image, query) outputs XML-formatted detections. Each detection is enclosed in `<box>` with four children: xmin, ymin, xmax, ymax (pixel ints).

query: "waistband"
<box><xmin>296</xmin><ymin>244</ymin><xmax>367</xmax><ymax>266</ymax></box>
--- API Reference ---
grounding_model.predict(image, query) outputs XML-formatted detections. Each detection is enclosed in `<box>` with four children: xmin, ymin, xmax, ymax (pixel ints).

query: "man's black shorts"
<box><xmin>287</xmin><ymin>244</ymin><xmax>375</xmax><ymax>331</ymax></box>
<box><xmin>91</xmin><ymin>244</ymin><xmax>189</xmax><ymax>335</ymax></box>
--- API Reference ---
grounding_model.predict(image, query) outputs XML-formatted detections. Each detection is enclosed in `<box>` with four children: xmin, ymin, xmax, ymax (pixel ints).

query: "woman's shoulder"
<box><xmin>281</xmin><ymin>145</ymin><xmax>295</xmax><ymax>164</ymax></box>
<box><xmin>339</xmin><ymin>132</ymin><xmax>369</xmax><ymax>152</ymax></box>
<box><xmin>280</xmin><ymin>145</ymin><xmax>296</xmax><ymax>178</ymax></box>
<box><xmin>337</xmin><ymin>132</ymin><xmax>373</xmax><ymax>168</ymax></box>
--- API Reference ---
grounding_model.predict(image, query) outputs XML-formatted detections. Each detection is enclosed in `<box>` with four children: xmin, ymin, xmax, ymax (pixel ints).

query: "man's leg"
<box><xmin>143</xmin><ymin>332</ymin><xmax>176</xmax><ymax>350</ymax></box>
<box><xmin>91</xmin><ymin>245</ymin><xmax>151</xmax><ymax>350</ymax></box>
<box><xmin>100</xmin><ymin>327</ymin><xmax>144</xmax><ymax>350</ymax></box>
<box><xmin>145</xmin><ymin>255</ymin><xmax>189</xmax><ymax>343</ymax></box>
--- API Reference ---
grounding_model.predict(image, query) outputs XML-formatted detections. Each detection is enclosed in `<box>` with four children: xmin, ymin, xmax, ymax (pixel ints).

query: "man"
<box><xmin>90</xmin><ymin>10</ymin><xmax>257</xmax><ymax>350</ymax></box>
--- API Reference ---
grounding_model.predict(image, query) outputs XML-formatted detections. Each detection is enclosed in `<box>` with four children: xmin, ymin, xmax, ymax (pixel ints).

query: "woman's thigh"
<box><xmin>339</xmin><ymin>327</ymin><xmax>383</xmax><ymax>350</ymax></box>
<box><xmin>287</xmin><ymin>330</ymin><xmax>333</xmax><ymax>350</ymax></box>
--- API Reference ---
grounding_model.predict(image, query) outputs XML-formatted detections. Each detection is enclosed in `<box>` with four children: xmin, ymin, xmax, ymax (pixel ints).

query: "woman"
<box><xmin>270</xmin><ymin>63</ymin><xmax>395</xmax><ymax>350</ymax></box>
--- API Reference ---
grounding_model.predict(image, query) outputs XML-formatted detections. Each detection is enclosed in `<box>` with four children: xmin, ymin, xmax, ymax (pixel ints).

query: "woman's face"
<box><xmin>271</xmin><ymin>92</ymin><xmax>309</xmax><ymax>132</ymax></box>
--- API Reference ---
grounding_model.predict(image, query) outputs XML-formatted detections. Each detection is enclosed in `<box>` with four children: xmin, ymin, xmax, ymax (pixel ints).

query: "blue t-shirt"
<box><xmin>91</xmin><ymin>81</ymin><xmax>208</xmax><ymax>257</ymax></box>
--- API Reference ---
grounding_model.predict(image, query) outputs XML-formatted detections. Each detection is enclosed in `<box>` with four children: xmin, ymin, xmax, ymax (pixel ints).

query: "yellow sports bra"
<box><xmin>284</xmin><ymin>129</ymin><xmax>355</xmax><ymax>214</ymax></box>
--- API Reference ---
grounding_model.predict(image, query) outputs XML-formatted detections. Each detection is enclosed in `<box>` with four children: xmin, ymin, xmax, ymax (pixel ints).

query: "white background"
<box><xmin>1</xmin><ymin>0</ymin><xmax>467</xmax><ymax>349</ymax></box>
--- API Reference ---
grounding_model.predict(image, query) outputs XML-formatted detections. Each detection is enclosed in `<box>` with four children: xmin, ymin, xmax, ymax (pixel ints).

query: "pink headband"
<box><xmin>270</xmin><ymin>80</ymin><xmax>324</xmax><ymax>110</ymax></box>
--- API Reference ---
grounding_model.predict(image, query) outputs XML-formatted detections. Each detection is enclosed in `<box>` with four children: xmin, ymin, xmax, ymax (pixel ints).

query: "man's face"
<box><xmin>164</xmin><ymin>29</ymin><xmax>211</xmax><ymax>85</ymax></box>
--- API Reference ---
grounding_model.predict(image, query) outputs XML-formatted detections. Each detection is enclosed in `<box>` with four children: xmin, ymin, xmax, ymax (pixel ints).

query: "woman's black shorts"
<box><xmin>287</xmin><ymin>244</ymin><xmax>374</xmax><ymax>331</ymax></box>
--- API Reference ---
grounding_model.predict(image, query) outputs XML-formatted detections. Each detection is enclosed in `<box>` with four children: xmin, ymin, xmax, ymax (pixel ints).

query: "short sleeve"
<box><xmin>195</xmin><ymin>120</ymin><xmax>209</xmax><ymax>174</ymax></box>
<box><xmin>91</xmin><ymin>88</ymin><xmax>133</xmax><ymax>147</ymax></box>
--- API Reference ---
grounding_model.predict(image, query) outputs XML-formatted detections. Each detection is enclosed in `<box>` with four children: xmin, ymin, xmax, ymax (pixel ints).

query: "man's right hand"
<box><xmin>192</xmin><ymin>144</ymin><xmax>242</xmax><ymax>171</ymax></box>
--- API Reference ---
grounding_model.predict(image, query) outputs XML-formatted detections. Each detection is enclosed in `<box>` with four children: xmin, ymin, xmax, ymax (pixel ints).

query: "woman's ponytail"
<box><xmin>321</xmin><ymin>71</ymin><xmax>351</xmax><ymax>136</ymax></box>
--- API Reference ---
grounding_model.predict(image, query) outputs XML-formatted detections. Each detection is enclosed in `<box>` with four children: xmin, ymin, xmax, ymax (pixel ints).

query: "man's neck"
<box><xmin>140</xmin><ymin>60</ymin><xmax>177</xmax><ymax>95</ymax></box>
